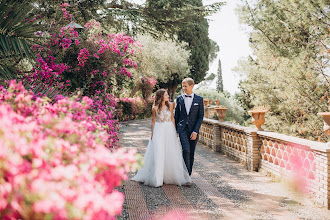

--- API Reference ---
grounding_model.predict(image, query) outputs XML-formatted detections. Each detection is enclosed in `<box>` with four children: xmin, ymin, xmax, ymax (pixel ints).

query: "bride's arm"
<box><xmin>151</xmin><ymin>106</ymin><xmax>156</xmax><ymax>139</ymax></box>
<box><xmin>170</xmin><ymin>103</ymin><xmax>176</xmax><ymax>128</ymax></box>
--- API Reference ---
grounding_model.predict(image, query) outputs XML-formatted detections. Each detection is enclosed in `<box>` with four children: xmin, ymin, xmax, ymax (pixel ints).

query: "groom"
<box><xmin>174</xmin><ymin>78</ymin><xmax>204</xmax><ymax>176</ymax></box>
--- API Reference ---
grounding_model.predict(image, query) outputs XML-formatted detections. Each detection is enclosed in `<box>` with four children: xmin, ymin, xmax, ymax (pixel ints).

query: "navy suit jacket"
<box><xmin>174</xmin><ymin>94</ymin><xmax>204</xmax><ymax>134</ymax></box>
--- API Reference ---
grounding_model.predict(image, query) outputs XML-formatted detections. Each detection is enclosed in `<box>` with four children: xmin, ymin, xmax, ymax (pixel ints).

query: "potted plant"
<box><xmin>203</xmin><ymin>99</ymin><xmax>209</xmax><ymax>118</ymax></box>
<box><xmin>318</xmin><ymin>107</ymin><xmax>330</xmax><ymax>135</ymax></box>
<box><xmin>248</xmin><ymin>105</ymin><xmax>270</xmax><ymax>131</ymax></box>
<box><xmin>203</xmin><ymin>99</ymin><xmax>209</xmax><ymax>107</ymax></box>
<box><xmin>215</xmin><ymin>105</ymin><xmax>227</xmax><ymax>121</ymax></box>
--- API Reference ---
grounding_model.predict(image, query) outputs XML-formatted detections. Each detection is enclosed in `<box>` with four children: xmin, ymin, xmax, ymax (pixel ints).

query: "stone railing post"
<box><xmin>212</xmin><ymin>123</ymin><xmax>221</xmax><ymax>152</ymax></box>
<box><xmin>327</xmin><ymin>150</ymin><xmax>330</xmax><ymax>209</ymax></box>
<box><xmin>313</xmin><ymin>149</ymin><xmax>330</xmax><ymax>208</ymax></box>
<box><xmin>317</xmin><ymin>111</ymin><xmax>330</xmax><ymax>208</ymax></box>
<box><xmin>200</xmin><ymin>118</ymin><xmax>222</xmax><ymax>151</ymax></box>
<box><xmin>246</xmin><ymin>131</ymin><xmax>261</xmax><ymax>171</ymax></box>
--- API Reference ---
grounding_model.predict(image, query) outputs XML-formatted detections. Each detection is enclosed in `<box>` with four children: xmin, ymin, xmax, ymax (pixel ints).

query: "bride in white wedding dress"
<box><xmin>131</xmin><ymin>89</ymin><xmax>191</xmax><ymax>187</ymax></box>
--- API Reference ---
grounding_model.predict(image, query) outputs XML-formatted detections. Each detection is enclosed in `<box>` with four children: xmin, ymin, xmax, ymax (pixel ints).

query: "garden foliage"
<box><xmin>133</xmin><ymin>34</ymin><xmax>190</xmax><ymax>100</ymax></box>
<box><xmin>236</xmin><ymin>0</ymin><xmax>329</xmax><ymax>141</ymax></box>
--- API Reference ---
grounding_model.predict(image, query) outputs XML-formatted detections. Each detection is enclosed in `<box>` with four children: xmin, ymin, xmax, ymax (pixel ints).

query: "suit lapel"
<box><xmin>188</xmin><ymin>95</ymin><xmax>198</xmax><ymax>116</ymax></box>
<box><xmin>180</xmin><ymin>95</ymin><xmax>187</xmax><ymax>116</ymax></box>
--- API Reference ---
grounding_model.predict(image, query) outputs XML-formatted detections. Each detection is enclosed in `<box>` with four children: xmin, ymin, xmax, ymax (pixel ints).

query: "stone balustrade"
<box><xmin>199</xmin><ymin>118</ymin><xmax>330</xmax><ymax>209</ymax></box>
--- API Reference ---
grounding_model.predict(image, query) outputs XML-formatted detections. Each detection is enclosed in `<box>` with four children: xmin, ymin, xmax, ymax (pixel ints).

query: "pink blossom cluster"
<box><xmin>60</xmin><ymin>3</ymin><xmax>73</xmax><ymax>20</ymax></box>
<box><xmin>28</xmin><ymin>27</ymin><xmax>79</xmax><ymax>90</ymax></box>
<box><xmin>24</xmin><ymin>53</ymin><xmax>70</xmax><ymax>90</ymax></box>
<box><xmin>89</xmin><ymin>92</ymin><xmax>119</xmax><ymax>146</ymax></box>
<box><xmin>123</xmin><ymin>58</ymin><xmax>138</xmax><ymax>68</ymax></box>
<box><xmin>25</xmin><ymin>4</ymin><xmax>142</xmax><ymax>132</ymax></box>
<box><xmin>92</xmin><ymin>33</ymin><xmax>136</xmax><ymax>58</ymax></box>
<box><xmin>78</xmin><ymin>48</ymin><xmax>90</xmax><ymax>67</ymax></box>
<box><xmin>0</xmin><ymin>81</ymin><xmax>138</xmax><ymax>219</ymax></box>
<box><xmin>29</xmin><ymin>8</ymin><xmax>140</xmax><ymax>97</ymax></box>
<box><xmin>84</xmin><ymin>20</ymin><xmax>138</xmax><ymax>78</ymax></box>
<box><xmin>54</xmin><ymin>26</ymin><xmax>79</xmax><ymax>49</ymax></box>
<box><xmin>120</xmin><ymin>67</ymin><xmax>132</xmax><ymax>77</ymax></box>
<box><xmin>137</xmin><ymin>76</ymin><xmax>157</xmax><ymax>87</ymax></box>
<box><xmin>29</xmin><ymin>31</ymin><xmax>121</xmax><ymax>142</ymax></box>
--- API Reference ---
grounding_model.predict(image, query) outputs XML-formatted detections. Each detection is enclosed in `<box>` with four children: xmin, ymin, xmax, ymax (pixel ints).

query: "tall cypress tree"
<box><xmin>216</xmin><ymin>59</ymin><xmax>223</xmax><ymax>93</ymax></box>
<box><xmin>177</xmin><ymin>0</ymin><xmax>211</xmax><ymax>84</ymax></box>
<box><xmin>145</xmin><ymin>0</ymin><xmax>213</xmax><ymax>84</ymax></box>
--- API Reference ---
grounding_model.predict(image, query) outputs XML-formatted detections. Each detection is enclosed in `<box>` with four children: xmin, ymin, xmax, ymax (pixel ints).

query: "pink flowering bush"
<box><xmin>0</xmin><ymin>81</ymin><xmax>138</xmax><ymax>219</ymax></box>
<box><xmin>77</xmin><ymin>48</ymin><xmax>90</xmax><ymax>67</ymax></box>
<box><xmin>89</xmin><ymin>91</ymin><xmax>119</xmax><ymax>145</ymax></box>
<box><xmin>22</xmin><ymin>3</ymin><xmax>143</xmax><ymax>137</ymax></box>
<box><xmin>26</xmin><ymin>3</ymin><xmax>140</xmax><ymax>98</ymax></box>
<box><xmin>60</xmin><ymin>3</ymin><xmax>72</xmax><ymax>20</ymax></box>
<box><xmin>116</xmin><ymin>96</ymin><xmax>154</xmax><ymax>121</ymax></box>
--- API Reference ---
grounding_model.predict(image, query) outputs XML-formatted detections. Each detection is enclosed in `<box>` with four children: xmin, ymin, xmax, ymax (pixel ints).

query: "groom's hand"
<box><xmin>190</xmin><ymin>132</ymin><xmax>197</xmax><ymax>140</ymax></box>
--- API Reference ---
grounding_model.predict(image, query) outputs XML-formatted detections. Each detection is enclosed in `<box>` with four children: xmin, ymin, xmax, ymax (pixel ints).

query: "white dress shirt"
<box><xmin>184</xmin><ymin>93</ymin><xmax>194</xmax><ymax>115</ymax></box>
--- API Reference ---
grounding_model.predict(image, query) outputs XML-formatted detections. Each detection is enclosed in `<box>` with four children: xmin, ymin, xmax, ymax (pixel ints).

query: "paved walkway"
<box><xmin>118</xmin><ymin>119</ymin><xmax>330</xmax><ymax>220</ymax></box>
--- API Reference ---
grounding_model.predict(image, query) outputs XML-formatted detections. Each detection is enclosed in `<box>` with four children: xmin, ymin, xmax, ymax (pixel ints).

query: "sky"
<box><xmin>129</xmin><ymin>0</ymin><xmax>252</xmax><ymax>94</ymax></box>
<box><xmin>203</xmin><ymin>0</ymin><xmax>252</xmax><ymax>94</ymax></box>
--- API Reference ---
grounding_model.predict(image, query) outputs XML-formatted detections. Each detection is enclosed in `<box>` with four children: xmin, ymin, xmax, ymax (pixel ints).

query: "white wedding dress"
<box><xmin>131</xmin><ymin>105</ymin><xmax>192</xmax><ymax>187</ymax></box>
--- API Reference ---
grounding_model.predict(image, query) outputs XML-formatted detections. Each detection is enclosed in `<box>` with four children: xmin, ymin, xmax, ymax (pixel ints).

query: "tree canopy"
<box><xmin>132</xmin><ymin>34</ymin><xmax>190</xmax><ymax>100</ymax></box>
<box><xmin>236</xmin><ymin>0</ymin><xmax>330</xmax><ymax>141</ymax></box>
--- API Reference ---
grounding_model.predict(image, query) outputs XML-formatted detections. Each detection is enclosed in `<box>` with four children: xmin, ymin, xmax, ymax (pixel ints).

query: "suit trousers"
<box><xmin>179</xmin><ymin>128</ymin><xmax>199</xmax><ymax>176</ymax></box>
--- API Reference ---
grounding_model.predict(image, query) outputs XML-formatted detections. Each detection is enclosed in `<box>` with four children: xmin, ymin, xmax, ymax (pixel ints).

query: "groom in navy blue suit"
<box><xmin>174</xmin><ymin>78</ymin><xmax>204</xmax><ymax>176</ymax></box>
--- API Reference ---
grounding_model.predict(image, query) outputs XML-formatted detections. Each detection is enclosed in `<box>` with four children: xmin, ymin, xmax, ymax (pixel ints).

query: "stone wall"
<box><xmin>199</xmin><ymin>118</ymin><xmax>330</xmax><ymax>209</ymax></box>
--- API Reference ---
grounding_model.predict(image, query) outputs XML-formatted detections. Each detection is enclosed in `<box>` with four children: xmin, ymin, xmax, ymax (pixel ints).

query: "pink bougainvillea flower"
<box><xmin>0</xmin><ymin>81</ymin><xmax>138</xmax><ymax>219</ymax></box>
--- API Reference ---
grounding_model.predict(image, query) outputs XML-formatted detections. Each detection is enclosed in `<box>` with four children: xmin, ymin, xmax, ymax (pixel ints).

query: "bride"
<box><xmin>131</xmin><ymin>89</ymin><xmax>191</xmax><ymax>187</ymax></box>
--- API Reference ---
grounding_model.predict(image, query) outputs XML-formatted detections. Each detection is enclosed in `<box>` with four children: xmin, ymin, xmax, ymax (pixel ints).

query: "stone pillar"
<box><xmin>211</xmin><ymin>123</ymin><xmax>221</xmax><ymax>152</ymax></box>
<box><xmin>246</xmin><ymin>131</ymin><xmax>261</xmax><ymax>171</ymax></box>
<box><xmin>314</xmin><ymin>150</ymin><xmax>330</xmax><ymax>208</ymax></box>
<box><xmin>199</xmin><ymin>122</ymin><xmax>206</xmax><ymax>145</ymax></box>
<box><xmin>327</xmin><ymin>151</ymin><xmax>330</xmax><ymax>209</ymax></box>
<box><xmin>325</xmin><ymin>150</ymin><xmax>330</xmax><ymax>209</ymax></box>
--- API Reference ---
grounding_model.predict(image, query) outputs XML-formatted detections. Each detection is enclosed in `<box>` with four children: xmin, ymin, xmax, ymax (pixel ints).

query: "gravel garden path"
<box><xmin>118</xmin><ymin>119</ymin><xmax>330</xmax><ymax>220</ymax></box>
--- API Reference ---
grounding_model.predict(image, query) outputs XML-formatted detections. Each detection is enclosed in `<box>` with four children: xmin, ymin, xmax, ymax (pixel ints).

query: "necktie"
<box><xmin>185</xmin><ymin>95</ymin><xmax>192</xmax><ymax>98</ymax></box>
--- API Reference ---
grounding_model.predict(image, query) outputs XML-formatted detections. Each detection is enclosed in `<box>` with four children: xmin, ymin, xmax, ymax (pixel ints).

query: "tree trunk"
<box><xmin>130</xmin><ymin>84</ymin><xmax>140</xmax><ymax>97</ymax></box>
<box><xmin>168</xmin><ymin>83</ymin><xmax>178</xmax><ymax>102</ymax></box>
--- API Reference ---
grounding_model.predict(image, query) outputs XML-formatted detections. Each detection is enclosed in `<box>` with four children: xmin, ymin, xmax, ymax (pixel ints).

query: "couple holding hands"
<box><xmin>132</xmin><ymin>78</ymin><xmax>204</xmax><ymax>187</ymax></box>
